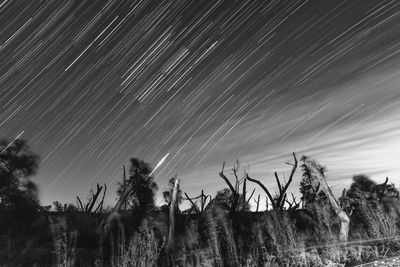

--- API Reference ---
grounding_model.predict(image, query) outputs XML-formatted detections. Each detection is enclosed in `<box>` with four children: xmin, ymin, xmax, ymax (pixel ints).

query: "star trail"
<box><xmin>1</xmin><ymin>0</ymin><xmax>400</xmax><ymax>207</ymax></box>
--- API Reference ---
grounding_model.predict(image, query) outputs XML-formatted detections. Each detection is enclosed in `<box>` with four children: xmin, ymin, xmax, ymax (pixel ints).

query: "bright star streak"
<box><xmin>0</xmin><ymin>131</ymin><xmax>24</xmax><ymax>154</ymax></box>
<box><xmin>148</xmin><ymin>152</ymin><xmax>170</xmax><ymax>178</ymax></box>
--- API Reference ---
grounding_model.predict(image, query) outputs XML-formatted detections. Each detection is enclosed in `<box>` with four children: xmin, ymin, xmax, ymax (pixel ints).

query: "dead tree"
<box><xmin>184</xmin><ymin>190</ymin><xmax>213</xmax><ymax>214</ymax></box>
<box><xmin>100</xmin><ymin>167</ymin><xmax>135</xmax><ymax>241</ymax></box>
<box><xmin>167</xmin><ymin>178</ymin><xmax>179</xmax><ymax>249</ymax></box>
<box><xmin>302</xmin><ymin>156</ymin><xmax>350</xmax><ymax>243</ymax></box>
<box><xmin>246</xmin><ymin>153</ymin><xmax>298</xmax><ymax>211</ymax></box>
<box><xmin>200</xmin><ymin>190</ymin><xmax>211</xmax><ymax>212</ymax></box>
<box><xmin>218</xmin><ymin>160</ymin><xmax>255</xmax><ymax>213</ymax></box>
<box><xmin>219</xmin><ymin>161</ymin><xmax>240</xmax><ymax>213</ymax></box>
<box><xmin>76</xmin><ymin>183</ymin><xmax>107</xmax><ymax>213</ymax></box>
<box><xmin>184</xmin><ymin>192</ymin><xmax>200</xmax><ymax>215</ymax></box>
<box><xmin>285</xmin><ymin>193</ymin><xmax>301</xmax><ymax>211</ymax></box>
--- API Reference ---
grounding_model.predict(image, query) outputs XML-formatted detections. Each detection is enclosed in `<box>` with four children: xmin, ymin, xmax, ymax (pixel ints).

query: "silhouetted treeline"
<box><xmin>1</xmin><ymin>138</ymin><xmax>400</xmax><ymax>266</ymax></box>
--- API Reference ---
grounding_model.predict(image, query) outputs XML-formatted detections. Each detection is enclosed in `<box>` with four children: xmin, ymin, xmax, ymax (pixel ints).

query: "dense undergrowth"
<box><xmin>1</xmin><ymin>199</ymin><xmax>399</xmax><ymax>267</ymax></box>
<box><xmin>1</xmin><ymin>139</ymin><xmax>399</xmax><ymax>266</ymax></box>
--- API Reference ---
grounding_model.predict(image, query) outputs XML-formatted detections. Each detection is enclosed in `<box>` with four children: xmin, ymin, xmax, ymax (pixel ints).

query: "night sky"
<box><xmin>1</xmin><ymin>0</ymin><xmax>400</xmax><ymax>208</ymax></box>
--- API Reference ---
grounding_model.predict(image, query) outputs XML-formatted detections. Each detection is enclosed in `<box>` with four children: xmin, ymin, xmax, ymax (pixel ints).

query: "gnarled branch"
<box><xmin>247</xmin><ymin>153</ymin><xmax>298</xmax><ymax>211</ymax></box>
<box><xmin>246</xmin><ymin>173</ymin><xmax>277</xmax><ymax>210</ymax></box>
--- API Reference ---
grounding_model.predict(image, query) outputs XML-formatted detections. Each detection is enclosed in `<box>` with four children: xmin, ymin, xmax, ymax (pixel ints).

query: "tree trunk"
<box><xmin>303</xmin><ymin>158</ymin><xmax>350</xmax><ymax>242</ymax></box>
<box><xmin>168</xmin><ymin>178</ymin><xmax>179</xmax><ymax>249</ymax></box>
<box><xmin>338</xmin><ymin>210</ymin><xmax>350</xmax><ymax>242</ymax></box>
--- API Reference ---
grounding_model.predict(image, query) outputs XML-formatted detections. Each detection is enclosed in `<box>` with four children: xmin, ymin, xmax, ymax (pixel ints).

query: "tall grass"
<box><xmin>361</xmin><ymin>203</ymin><xmax>399</xmax><ymax>239</ymax></box>
<box><xmin>42</xmin><ymin>199</ymin><xmax>400</xmax><ymax>266</ymax></box>
<box><xmin>49</xmin><ymin>215</ymin><xmax>77</xmax><ymax>267</ymax></box>
<box><xmin>117</xmin><ymin>228</ymin><xmax>161</xmax><ymax>267</ymax></box>
<box><xmin>115</xmin><ymin>207</ymin><xmax>347</xmax><ymax>267</ymax></box>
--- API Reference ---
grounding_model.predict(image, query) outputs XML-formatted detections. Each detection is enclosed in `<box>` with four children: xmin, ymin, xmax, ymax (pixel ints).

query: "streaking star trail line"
<box><xmin>0</xmin><ymin>0</ymin><xmax>400</xmax><ymax>206</ymax></box>
<box><xmin>0</xmin><ymin>130</ymin><xmax>24</xmax><ymax>154</ymax></box>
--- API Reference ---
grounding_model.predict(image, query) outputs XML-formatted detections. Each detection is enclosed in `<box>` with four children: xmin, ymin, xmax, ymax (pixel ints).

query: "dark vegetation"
<box><xmin>1</xmin><ymin>138</ymin><xmax>400</xmax><ymax>266</ymax></box>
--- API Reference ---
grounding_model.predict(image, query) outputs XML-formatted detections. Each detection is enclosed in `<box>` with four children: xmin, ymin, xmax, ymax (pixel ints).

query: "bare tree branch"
<box><xmin>184</xmin><ymin>192</ymin><xmax>200</xmax><ymax>215</ymax></box>
<box><xmin>219</xmin><ymin>161</ymin><xmax>239</xmax><ymax>212</ymax></box>
<box><xmin>285</xmin><ymin>193</ymin><xmax>300</xmax><ymax>211</ymax></box>
<box><xmin>219</xmin><ymin>162</ymin><xmax>236</xmax><ymax>194</ymax></box>
<box><xmin>87</xmin><ymin>184</ymin><xmax>103</xmax><ymax>213</ymax></box>
<box><xmin>274</xmin><ymin>152</ymin><xmax>298</xmax><ymax>209</ymax></box>
<box><xmin>245</xmin><ymin>188</ymin><xmax>256</xmax><ymax>209</ymax></box>
<box><xmin>76</xmin><ymin>196</ymin><xmax>84</xmax><ymax>211</ymax></box>
<box><xmin>274</xmin><ymin>172</ymin><xmax>282</xmax><ymax>193</ymax></box>
<box><xmin>246</xmin><ymin>173</ymin><xmax>277</xmax><ymax>210</ymax></box>
<box><xmin>246</xmin><ymin>153</ymin><xmax>298</xmax><ymax>211</ymax></box>
<box><xmin>94</xmin><ymin>183</ymin><xmax>107</xmax><ymax>213</ymax></box>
